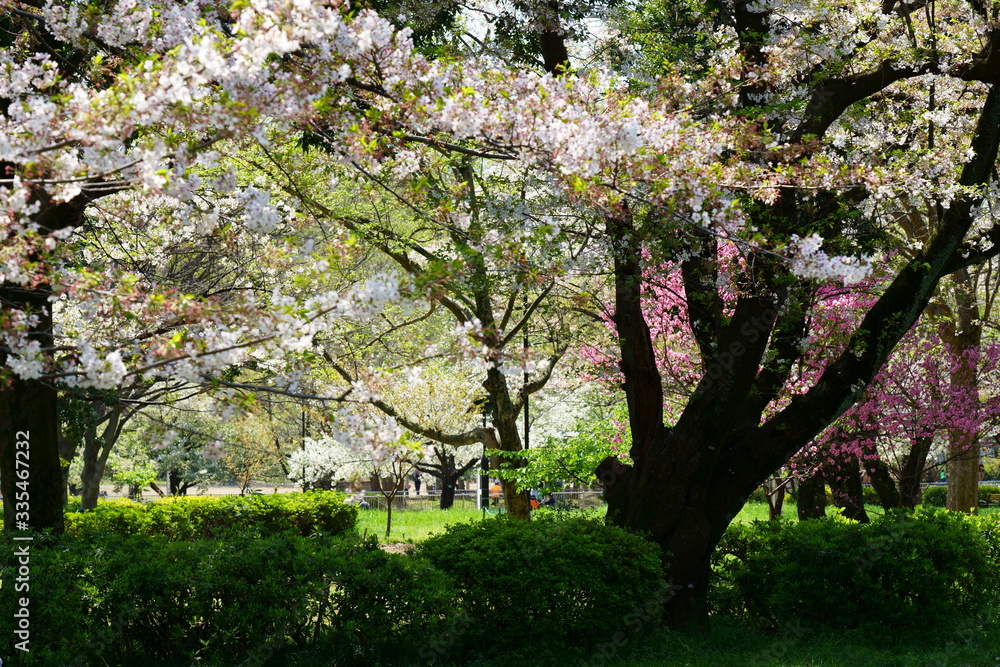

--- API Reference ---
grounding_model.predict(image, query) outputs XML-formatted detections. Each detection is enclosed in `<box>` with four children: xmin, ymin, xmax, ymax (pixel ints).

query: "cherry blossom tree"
<box><xmin>588</xmin><ymin>0</ymin><xmax>1000</xmax><ymax>628</ymax></box>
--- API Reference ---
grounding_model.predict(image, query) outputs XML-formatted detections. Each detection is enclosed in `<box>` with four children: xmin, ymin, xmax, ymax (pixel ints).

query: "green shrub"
<box><xmin>0</xmin><ymin>533</ymin><xmax>453</xmax><ymax>666</ymax></box>
<box><xmin>417</xmin><ymin>515</ymin><xmax>666</xmax><ymax>652</ymax></box>
<box><xmin>64</xmin><ymin>490</ymin><xmax>356</xmax><ymax>539</ymax></box>
<box><xmin>712</xmin><ymin>508</ymin><xmax>1000</xmax><ymax>632</ymax></box>
<box><xmin>921</xmin><ymin>485</ymin><xmax>946</xmax><ymax>506</ymax></box>
<box><xmin>920</xmin><ymin>484</ymin><xmax>1000</xmax><ymax>507</ymax></box>
<box><xmin>325</xmin><ymin>539</ymin><xmax>457</xmax><ymax>664</ymax></box>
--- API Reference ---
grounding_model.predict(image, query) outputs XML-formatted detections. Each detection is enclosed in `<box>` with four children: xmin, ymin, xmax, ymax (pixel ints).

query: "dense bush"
<box><xmin>712</xmin><ymin>509</ymin><xmax>1000</xmax><ymax>632</ymax></box>
<box><xmin>417</xmin><ymin>515</ymin><xmax>666</xmax><ymax>652</ymax></box>
<box><xmin>63</xmin><ymin>490</ymin><xmax>356</xmax><ymax>539</ymax></box>
<box><xmin>0</xmin><ymin>533</ymin><xmax>453</xmax><ymax>666</ymax></box>
<box><xmin>920</xmin><ymin>484</ymin><xmax>1000</xmax><ymax>507</ymax></box>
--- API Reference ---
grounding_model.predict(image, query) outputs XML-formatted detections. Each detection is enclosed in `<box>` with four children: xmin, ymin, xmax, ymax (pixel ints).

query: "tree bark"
<box><xmin>0</xmin><ymin>286</ymin><xmax>65</xmax><ymax>533</ymax></box>
<box><xmin>827</xmin><ymin>457</ymin><xmax>869</xmax><ymax>522</ymax></box>
<box><xmin>867</xmin><ymin>458</ymin><xmax>901</xmax><ymax>509</ymax></box>
<box><xmin>763</xmin><ymin>477</ymin><xmax>786</xmax><ymax>520</ymax></box>
<box><xmin>167</xmin><ymin>470</ymin><xmax>189</xmax><ymax>495</ymax></box>
<box><xmin>79</xmin><ymin>407</ymin><xmax>123</xmax><ymax>511</ymax></box>
<box><xmin>899</xmin><ymin>436</ymin><xmax>933</xmax><ymax>508</ymax></box>
<box><xmin>414</xmin><ymin>447</ymin><xmax>478</xmax><ymax>509</ymax></box>
<box><xmin>440</xmin><ymin>479</ymin><xmax>456</xmax><ymax>509</ymax></box>
<box><xmin>0</xmin><ymin>192</ymin><xmax>93</xmax><ymax>531</ymax></box>
<box><xmin>944</xmin><ymin>268</ymin><xmax>982</xmax><ymax>514</ymax></box>
<box><xmin>796</xmin><ymin>473</ymin><xmax>828</xmax><ymax>520</ymax></box>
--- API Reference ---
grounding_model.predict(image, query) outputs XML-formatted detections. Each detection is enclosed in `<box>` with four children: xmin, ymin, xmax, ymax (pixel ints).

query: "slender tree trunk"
<box><xmin>79</xmin><ymin>412</ymin><xmax>121</xmax><ymax>511</ymax></box>
<box><xmin>827</xmin><ymin>458</ymin><xmax>869</xmax><ymax>522</ymax></box>
<box><xmin>763</xmin><ymin>477</ymin><xmax>785</xmax><ymax>520</ymax></box>
<box><xmin>797</xmin><ymin>473</ymin><xmax>827</xmax><ymax>520</ymax></box>
<box><xmin>58</xmin><ymin>431</ymin><xmax>78</xmax><ymax>509</ymax></box>
<box><xmin>899</xmin><ymin>436</ymin><xmax>933</xmax><ymax>508</ymax></box>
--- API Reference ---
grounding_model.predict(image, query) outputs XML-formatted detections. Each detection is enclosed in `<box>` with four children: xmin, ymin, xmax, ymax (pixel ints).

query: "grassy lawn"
<box><xmin>356</xmin><ymin>506</ymin><xmax>485</xmax><ymax>542</ymax></box>
<box><xmin>357</xmin><ymin>500</ymin><xmax>784</xmax><ymax>542</ymax></box>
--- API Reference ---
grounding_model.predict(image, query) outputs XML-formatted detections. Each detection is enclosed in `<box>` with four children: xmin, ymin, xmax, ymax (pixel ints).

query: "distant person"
<box><xmin>490</xmin><ymin>480</ymin><xmax>502</xmax><ymax>506</ymax></box>
<box><xmin>542</xmin><ymin>493</ymin><xmax>556</xmax><ymax>507</ymax></box>
<box><xmin>413</xmin><ymin>472</ymin><xmax>422</xmax><ymax>493</ymax></box>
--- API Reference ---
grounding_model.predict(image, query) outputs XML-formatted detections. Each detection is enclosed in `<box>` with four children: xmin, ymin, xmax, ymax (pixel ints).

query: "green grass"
<box><xmin>356</xmin><ymin>506</ymin><xmax>485</xmax><ymax>542</ymax></box>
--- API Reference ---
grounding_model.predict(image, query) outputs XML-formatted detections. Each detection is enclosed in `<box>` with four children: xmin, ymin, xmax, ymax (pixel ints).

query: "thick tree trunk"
<box><xmin>483</xmin><ymin>370</ymin><xmax>531</xmax><ymax>520</ymax></box>
<box><xmin>867</xmin><ymin>458</ymin><xmax>902</xmax><ymax>509</ymax></box>
<box><xmin>0</xmin><ymin>189</ymin><xmax>93</xmax><ymax>531</ymax></box>
<box><xmin>440</xmin><ymin>477</ymin><xmax>456</xmax><ymax>509</ymax></box>
<box><xmin>947</xmin><ymin>438</ymin><xmax>980</xmax><ymax>513</ymax></box>
<box><xmin>167</xmin><ymin>470</ymin><xmax>192</xmax><ymax>495</ymax></box>
<box><xmin>0</xmin><ymin>377</ymin><xmax>65</xmax><ymax>533</ymax></box>
<box><xmin>79</xmin><ymin>457</ymin><xmax>106</xmax><ymax>510</ymax></box>
<box><xmin>944</xmin><ymin>268</ymin><xmax>981</xmax><ymax>514</ymax></box>
<box><xmin>0</xmin><ymin>285</ymin><xmax>65</xmax><ymax>533</ymax></box>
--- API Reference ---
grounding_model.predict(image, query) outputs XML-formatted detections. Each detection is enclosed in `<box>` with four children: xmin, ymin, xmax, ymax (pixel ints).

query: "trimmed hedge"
<box><xmin>0</xmin><ymin>533</ymin><xmax>453</xmax><ymax>666</ymax></box>
<box><xmin>920</xmin><ymin>484</ymin><xmax>1000</xmax><ymax>507</ymax></box>
<box><xmin>417</xmin><ymin>515</ymin><xmax>667</xmax><ymax>651</ymax></box>
<box><xmin>712</xmin><ymin>508</ymin><xmax>1000</xmax><ymax>632</ymax></box>
<box><xmin>63</xmin><ymin>490</ymin><xmax>357</xmax><ymax>539</ymax></box>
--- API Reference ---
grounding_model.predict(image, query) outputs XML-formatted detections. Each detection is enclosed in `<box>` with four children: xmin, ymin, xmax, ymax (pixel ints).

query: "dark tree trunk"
<box><xmin>79</xmin><ymin>407</ymin><xmax>122</xmax><ymax>511</ymax></box>
<box><xmin>167</xmin><ymin>470</ymin><xmax>188</xmax><ymax>495</ymax></box>
<box><xmin>482</xmin><ymin>362</ymin><xmax>530</xmax><ymax>520</ymax></box>
<box><xmin>796</xmin><ymin>473</ymin><xmax>828</xmax><ymax>520</ymax></box>
<box><xmin>58</xmin><ymin>431</ymin><xmax>78</xmax><ymax>509</ymax></box>
<box><xmin>0</xmin><ymin>286</ymin><xmax>65</xmax><ymax>533</ymax></box>
<box><xmin>414</xmin><ymin>447</ymin><xmax>477</xmax><ymax>510</ymax></box>
<box><xmin>763</xmin><ymin>477</ymin><xmax>786</xmax><ymax>520</ymax></box>
<box><xmin>899</xmin><ymin>436</ymin><xmax>933</xmax><ymax>508</ymax></box>
<box><xmin>0</xmin><ymin>193</ymin><xmax>94</xmax><ymax>532</ymax></box>
<box><xmin>440</xmin><ymin>479</ymin><xmax>456</xmax><ymax>509</ymax></box>
<box><xmin>538</xmin><ymin>0</ymin><xmax>569</xmax><ymax>75</ymax></box>
<box><xmin>867</xmin><ymin>458</ymin><xmax>902</xmax><ymax>509</ymax></box>
<box><xmin>827</xmin><ymin>460</ymin><xmax>869</xmax><ymax>522</ymax></box>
